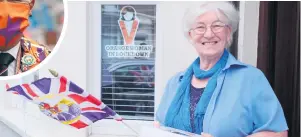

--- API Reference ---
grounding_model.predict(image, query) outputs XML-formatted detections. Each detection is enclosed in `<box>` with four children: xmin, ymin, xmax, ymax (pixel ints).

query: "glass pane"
<box><xmin>101</xmin><ymin>5</ymin><xmax>156</xmax><ymax>120</ymax></box>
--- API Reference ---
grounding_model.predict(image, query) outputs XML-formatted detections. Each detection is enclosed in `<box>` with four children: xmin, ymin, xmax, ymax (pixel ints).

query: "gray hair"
<box><xmin>183</xmin><ymin>2</ymin><xmax>239</xmax><ymax>47</ymax></box>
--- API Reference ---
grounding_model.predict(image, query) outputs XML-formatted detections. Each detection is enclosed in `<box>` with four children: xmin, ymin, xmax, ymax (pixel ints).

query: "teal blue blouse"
<box><xmin>156</xmin><ymin>53</ymin><xmax>288</xmax><ymax>137</ymax></box>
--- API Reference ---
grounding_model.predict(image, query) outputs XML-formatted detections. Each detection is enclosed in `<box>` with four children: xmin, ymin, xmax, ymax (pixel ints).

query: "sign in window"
<box><xmin>101</xmin><ymin>5</ymin><xmax>156</xmax><ymax>120</ymax></box>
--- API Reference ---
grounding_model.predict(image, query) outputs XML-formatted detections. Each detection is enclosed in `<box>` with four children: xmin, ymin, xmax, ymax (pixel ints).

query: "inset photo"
<box><xmin>0</xmin><ymin>0</ymin><xmax>65</xmax><ymax>76</ymax></box>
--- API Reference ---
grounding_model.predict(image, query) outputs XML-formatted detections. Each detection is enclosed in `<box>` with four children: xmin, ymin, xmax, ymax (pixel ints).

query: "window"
<box><xmin>100</xmin><ymin>5</ymin><xmax>156</xmax><ymax>121</ymax></box>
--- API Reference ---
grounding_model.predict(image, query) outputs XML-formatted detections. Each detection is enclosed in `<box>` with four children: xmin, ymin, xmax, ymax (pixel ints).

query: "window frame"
<box><xmin>87</xmin><ymin>1</ymin><xmax>161</xmax><ymax>136</ymax></box>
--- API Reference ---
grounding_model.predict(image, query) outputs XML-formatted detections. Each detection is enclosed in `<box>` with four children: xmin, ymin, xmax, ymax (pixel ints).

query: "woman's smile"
<box><xmin>201</xmin><ymin>41</ymin><xmax>219</xmax><ymax>46</ymax></box>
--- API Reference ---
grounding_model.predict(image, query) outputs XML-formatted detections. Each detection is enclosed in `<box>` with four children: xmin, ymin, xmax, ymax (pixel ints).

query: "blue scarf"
<box><xmin>164</xmin><ymin>50</ymin><xmax>229</xmax><ymax>134</ymax></box>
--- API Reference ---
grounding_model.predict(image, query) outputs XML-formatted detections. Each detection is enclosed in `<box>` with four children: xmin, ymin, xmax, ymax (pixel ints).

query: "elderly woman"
<box><xmin>155</xmin><ymin>2</ymin><xmax>288</xmax><ymax>137</ymax></box>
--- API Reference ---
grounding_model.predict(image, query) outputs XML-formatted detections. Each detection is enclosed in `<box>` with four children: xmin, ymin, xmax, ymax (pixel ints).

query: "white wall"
<box><xmin>237</xmin><ymin>1</ymin><xmax>260</xmax><ymax>66</ymax></box>
<box><xmin>155</xmin><ymin>1</ymin><xmax>199</xmax><ymax>110</ymax></box>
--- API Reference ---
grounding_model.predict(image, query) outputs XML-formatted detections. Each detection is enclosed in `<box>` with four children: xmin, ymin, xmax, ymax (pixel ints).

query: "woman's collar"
<box><xmin>222</xmin><ymin>52</ymin><xmax>247</xmax><ymax>71</ymax></box>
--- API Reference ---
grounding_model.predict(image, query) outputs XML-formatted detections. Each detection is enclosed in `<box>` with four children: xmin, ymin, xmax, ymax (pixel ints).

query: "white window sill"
<box><xmin>90</xmin><ymin>119</ymin><xmax>154</xmax><ymax>137</ymax></box>
<box><xmin>0</xmin><ymin>109</ymin><xmax>30</xmax><ymax>137</ymax></box>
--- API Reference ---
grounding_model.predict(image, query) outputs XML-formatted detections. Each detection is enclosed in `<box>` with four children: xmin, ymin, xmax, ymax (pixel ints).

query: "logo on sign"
<box><xmin>105</xmin><ymin>6</ymin><xmax>153</xmax><ymax>58</ymax></box>
<box><xmin>118</xmin><ymin>6</ymin><xmax>139</xmax><ymax>45</ymax></box>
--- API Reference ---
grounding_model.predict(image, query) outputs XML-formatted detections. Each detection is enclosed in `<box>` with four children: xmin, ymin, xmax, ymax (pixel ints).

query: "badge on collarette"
<box><xmin>21</xmin><ymin>53</ymin><xmax>36</xmax><ymax>67</ymax></box>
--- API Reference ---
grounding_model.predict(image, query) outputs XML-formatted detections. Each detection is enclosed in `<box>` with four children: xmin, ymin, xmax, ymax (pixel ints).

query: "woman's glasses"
<box><xmin>190</xmin><ymin>21</ymin><xmax>228</xmax><ymax>35</ymax></box>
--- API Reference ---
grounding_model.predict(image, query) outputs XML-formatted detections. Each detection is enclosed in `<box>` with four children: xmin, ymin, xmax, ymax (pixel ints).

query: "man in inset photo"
<box><xmin>0</xmin><ymin>0</ymin><xmax>51</xmax><ymax>76</ymax></box>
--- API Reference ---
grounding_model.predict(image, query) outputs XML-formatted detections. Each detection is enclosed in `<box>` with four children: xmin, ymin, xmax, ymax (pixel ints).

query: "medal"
<box><xmin>21</xmin><ymin>53</ymin><xmax>36</xmax><ymax>67</ymax></box>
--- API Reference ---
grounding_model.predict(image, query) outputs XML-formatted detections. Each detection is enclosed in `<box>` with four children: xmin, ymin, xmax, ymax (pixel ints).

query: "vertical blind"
<box><xmin>101</xmin><ymin>5</ymin><xmax>156</xmax><ymax>120</ymax></box>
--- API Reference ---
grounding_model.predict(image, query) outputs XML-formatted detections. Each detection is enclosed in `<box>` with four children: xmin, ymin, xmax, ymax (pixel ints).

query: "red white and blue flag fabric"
<box><xmin>6</xmin><ymin>74</ymin><xmax>122</xmax><ymax>129</ymax></box>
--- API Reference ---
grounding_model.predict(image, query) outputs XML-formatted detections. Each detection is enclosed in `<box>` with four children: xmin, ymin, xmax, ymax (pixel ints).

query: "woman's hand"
<box><xmin>201</xmin><ymin>132</ymin><xmax>214</xmax><ymax>137</ymax></box>
<box><xmin>154</xmin><ymin>121</ymin><xmax>160</xmax><ymax>128</ymax></box>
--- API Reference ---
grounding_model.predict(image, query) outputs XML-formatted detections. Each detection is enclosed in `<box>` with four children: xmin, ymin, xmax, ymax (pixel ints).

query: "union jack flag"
<box><xmin>6</xmin><ymin>73</ymin><xmax>122</xmax><ymax>129</ymax></box>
